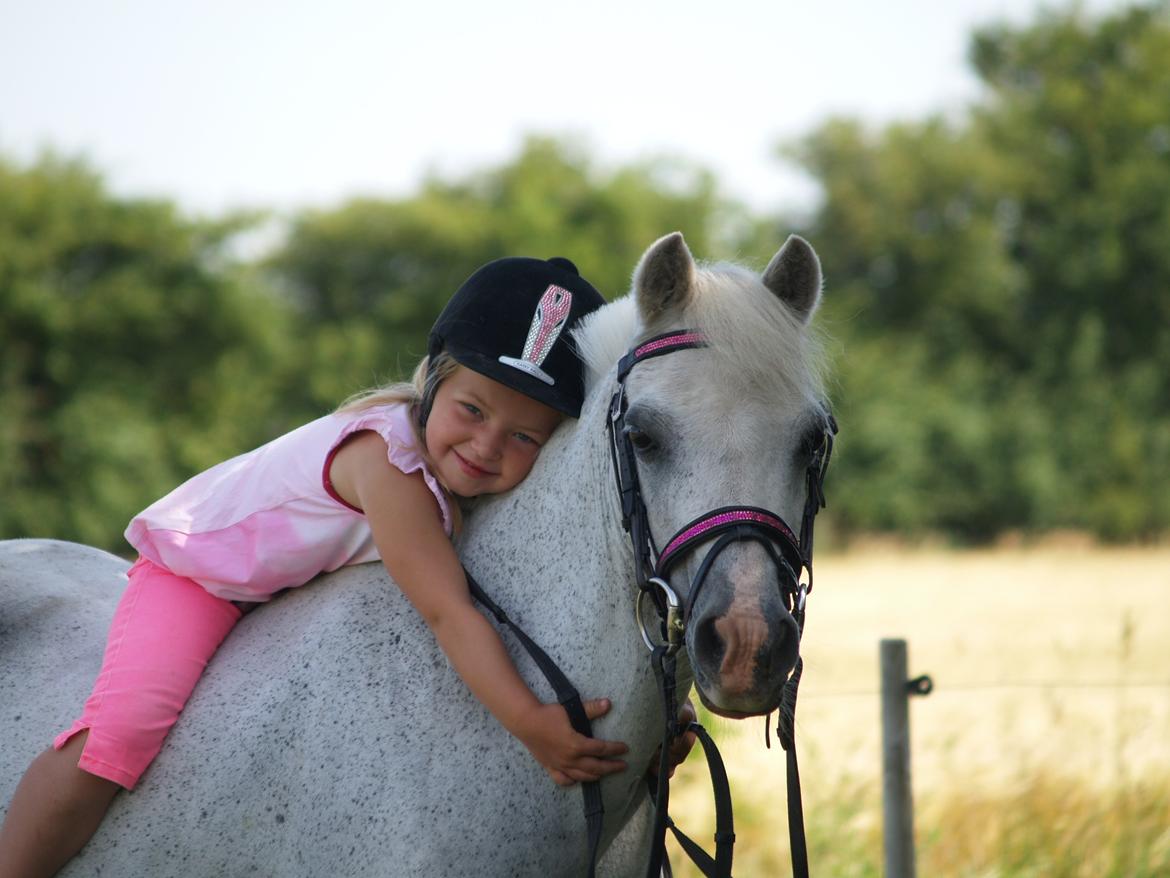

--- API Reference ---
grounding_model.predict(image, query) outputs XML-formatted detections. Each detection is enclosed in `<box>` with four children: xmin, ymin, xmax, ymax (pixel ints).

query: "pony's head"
<box><xmin>579</xmin><ymin>232</ymin><xmax>831</xmax><ymax>718</ymax></box>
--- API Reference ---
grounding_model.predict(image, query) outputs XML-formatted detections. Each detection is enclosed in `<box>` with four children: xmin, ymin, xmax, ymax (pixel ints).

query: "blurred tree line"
<box><xmin>2</xmin><ymin>2</ymin><xmax>1167</xmax><ymax>551</ymax></box>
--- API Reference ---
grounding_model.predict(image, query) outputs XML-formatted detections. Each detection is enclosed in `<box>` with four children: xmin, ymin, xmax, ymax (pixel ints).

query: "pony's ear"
<box><xmin>634</xmin><ymin>232</ymin><xmax>695</xmax><ymax>323</ymax></box>
<box><xmin>762</xmin><ymin>235</ymin><xmax>822</xmax><ymax>323</ymax></box>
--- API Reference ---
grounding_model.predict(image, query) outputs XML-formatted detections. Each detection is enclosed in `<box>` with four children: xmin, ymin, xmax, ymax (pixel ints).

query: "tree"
<box><xmin>266</xmin><ymin>136</ymin><xmax>740</xmax><ymax>412</ymax></box>
<box><xmin>784</xmin><ymin>1</ymin><xmax>1170</xmax><ymax>541</ymax></box>
<box><xmin>0</xmin><ymin>155</ymin><xmax>291</xmax><ymax>550</ymax></box>
<box><xmin>971</xmin><ymin>1</ymin><xmax>1170</xmax><ymax>372</ymax></box>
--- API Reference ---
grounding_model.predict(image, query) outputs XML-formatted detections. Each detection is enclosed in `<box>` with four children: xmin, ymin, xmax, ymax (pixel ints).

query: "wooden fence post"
<box><xmin>880</xmin><ymin>638</ymin><xmax>931</xmax><ymax>878</ymax></box>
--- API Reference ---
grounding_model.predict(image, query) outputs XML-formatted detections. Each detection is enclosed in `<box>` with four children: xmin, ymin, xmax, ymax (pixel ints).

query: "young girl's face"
<box><xmin>425</xmin><ymin>366</ymin><xmax>563</xmax><ymax>498</ymax></box>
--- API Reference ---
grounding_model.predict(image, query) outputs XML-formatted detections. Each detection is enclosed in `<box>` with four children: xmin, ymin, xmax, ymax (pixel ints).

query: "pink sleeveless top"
<box><xmin>124</xmin><ymin>403</ymin><xmax>452</xmax><ymax>602</ymax></box>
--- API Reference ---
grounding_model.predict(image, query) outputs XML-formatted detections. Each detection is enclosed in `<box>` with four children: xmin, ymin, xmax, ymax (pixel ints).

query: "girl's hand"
<box><xmin>648</xmin><ymin>698</ymin><xmax>698</xmax><ymax>779</ymax></box>
<box><xmin>516</xmin><ymin>699</ymin><xmax>629</xmax><ymax>787</ymax></box>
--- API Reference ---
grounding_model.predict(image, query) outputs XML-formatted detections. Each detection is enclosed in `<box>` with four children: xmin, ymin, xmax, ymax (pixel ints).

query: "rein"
<box><xmin>607</xmin><ymin>329</ymin><xmax>836</xmax><ymax>878</ymax></box>
<box><xmin>463</xmin><ymin>571</ymin><xmax>606</xmax><ymax>874</ymax></box>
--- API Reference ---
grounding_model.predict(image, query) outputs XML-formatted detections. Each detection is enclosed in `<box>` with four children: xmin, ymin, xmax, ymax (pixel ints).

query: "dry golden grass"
<box><xmin>665</xmin><ymin>544</ymin><xmax>1170</xmax><ymax>877</ymax></box>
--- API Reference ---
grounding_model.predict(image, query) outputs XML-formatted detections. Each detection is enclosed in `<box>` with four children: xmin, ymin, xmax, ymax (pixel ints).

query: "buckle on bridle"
<box><xmin>636</xmin><ymin>577</ymin><xmax>684</xmax><ymax>655</ymax></box>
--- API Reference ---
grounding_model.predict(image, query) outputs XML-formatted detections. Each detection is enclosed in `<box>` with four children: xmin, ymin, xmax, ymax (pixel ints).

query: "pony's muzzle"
<box><xmin>703</xmin><ymin>609</ymin><xmax>798</xmax><ymax>716</ymax></box>
<box><xmin>686</xmin><ymin>557</ymin><xmax>800</xmax><ymax>717</ymax></box>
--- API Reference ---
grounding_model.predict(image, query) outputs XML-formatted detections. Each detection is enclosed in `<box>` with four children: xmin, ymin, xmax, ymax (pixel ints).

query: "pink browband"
<box><xmin>632</xmin><ymin>331</ymin><xmax>706</xmax><ymax>360</ymax></box>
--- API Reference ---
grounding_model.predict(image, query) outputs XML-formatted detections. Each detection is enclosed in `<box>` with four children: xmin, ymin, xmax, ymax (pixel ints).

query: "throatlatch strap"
<box><xmin>464</xmin><ymin>568</ymin><xmax>604</xmax><ymax>878</ymax></box>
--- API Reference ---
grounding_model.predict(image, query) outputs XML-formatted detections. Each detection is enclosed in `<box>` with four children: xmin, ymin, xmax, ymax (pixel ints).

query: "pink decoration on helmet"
<box><xmin>520</xmin><ymin>284</ymin><xmax>573</xmax><ymax>367</ymax></box>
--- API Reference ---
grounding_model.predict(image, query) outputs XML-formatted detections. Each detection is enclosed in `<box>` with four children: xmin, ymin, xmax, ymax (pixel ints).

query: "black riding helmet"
<box><xmin>426</xmin><ymin>256</ymin><xmax>606</xmax><ymax>418</ymax></box>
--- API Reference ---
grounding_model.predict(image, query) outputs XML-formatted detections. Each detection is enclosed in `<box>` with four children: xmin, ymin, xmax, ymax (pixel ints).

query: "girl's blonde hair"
<box><xmin>336</xmin><ymin>352</ymin><xmax>460</xmax><ymax>420</ymax></box>
<box><xmin>335</xmin><ymin>352</ymin><xmax>465</xmax><ymax>530</ymax></box>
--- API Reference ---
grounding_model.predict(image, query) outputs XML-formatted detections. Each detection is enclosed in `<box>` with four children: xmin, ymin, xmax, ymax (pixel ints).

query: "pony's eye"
<box><xmin>798</xmin><ymin>427</ymin><xmax>825</xmax><ymax>460</ymax></box>
<box><xmin>625</xmin><ymin>427</ymin><xmax>657</xmax><ymax>453</ymax></box>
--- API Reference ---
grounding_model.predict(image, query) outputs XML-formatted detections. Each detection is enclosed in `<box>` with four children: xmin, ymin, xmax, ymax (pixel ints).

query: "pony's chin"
<box><xmin>696</xmin><ymin>688</ymin><xmax>771</xmax><ymax>720</ymax></box>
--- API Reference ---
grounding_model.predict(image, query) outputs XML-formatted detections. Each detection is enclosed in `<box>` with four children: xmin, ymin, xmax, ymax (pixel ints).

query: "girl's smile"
<box><xmin>425</xmin><ymin>367</ymin><xmax>563</xmax><ymax>497</ymax></box>
<box><xmin>453</xmin><ymin>449</ymin><xmax>497</xmax><ymax>479</ymax></box>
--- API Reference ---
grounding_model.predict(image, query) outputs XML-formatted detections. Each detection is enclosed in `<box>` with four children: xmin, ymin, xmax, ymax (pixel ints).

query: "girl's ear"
<box><xmin>634</xmin><ymin>232</ymin><xmax>695</xmax><ymax>324</ymax></box>
<box><xmin>761</xmin><ymin>235</ymin><xmax>823</xmax><ymax>324</ymax></box>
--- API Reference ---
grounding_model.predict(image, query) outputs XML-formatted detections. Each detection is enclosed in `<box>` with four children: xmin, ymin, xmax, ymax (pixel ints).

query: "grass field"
<box><xmin>666</xmin><ymin>544</ymin><xmax>1170</xmax><ymax>877</ymax></box>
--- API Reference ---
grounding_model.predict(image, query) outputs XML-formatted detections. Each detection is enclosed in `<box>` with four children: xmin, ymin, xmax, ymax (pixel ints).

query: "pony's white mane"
<box><xmin>572</xmin><ymin>295</ymin><xmax>639</xmax><ymax>393</ymax></box>
<box><xmin>572</xmin><ymin>261</ymin><xmax>827</xmax><ymax>404</ymax></box>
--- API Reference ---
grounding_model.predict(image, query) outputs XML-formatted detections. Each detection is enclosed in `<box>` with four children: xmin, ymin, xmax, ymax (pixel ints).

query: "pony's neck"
<box><xmin>528</xmin><ymin>380</ymin><xmax>632</xmax><ymax>597</ymax></box>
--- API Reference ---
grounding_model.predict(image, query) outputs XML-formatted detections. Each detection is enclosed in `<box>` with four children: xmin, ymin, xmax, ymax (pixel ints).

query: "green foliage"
<box><xmin>971</xmin><ymin>2</ymin><xmax>1170</xmax><ymax>369</ymax></box>
<box><xmin>0</xmin><ymin>154</ymin><xmax>293</xmax><ymax>549</ymax></box>
<box><xmin>791</xmin><ymin>1</ymin><xmax>1170</xmax><ymax>542</ymax></box>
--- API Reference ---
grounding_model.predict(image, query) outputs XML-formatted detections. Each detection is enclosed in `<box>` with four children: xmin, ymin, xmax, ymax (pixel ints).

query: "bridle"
<box><xmin>607</xmin><ymin>328</ymin><xmax>835</xmax><ymax>654</ymax></box>
<box><xmin>465</xmin><ymin>327</ymin><xmax>836</xmax><ymax>878</ymax></box>
<box><xmin>606</xmin><ymin>328</ymin><xmax>837</xmax><ymax>878</ymax></box>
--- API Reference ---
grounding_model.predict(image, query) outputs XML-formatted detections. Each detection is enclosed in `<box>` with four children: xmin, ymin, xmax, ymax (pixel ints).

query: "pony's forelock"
<box><xmin>689</xmin><ymin>262</ymin><xmax>827</xmax><ymax>404</ymax></box>
<box><xmin>571</xmin><ymin>261</ymin><xmax>827</xmax><ymax>405</ymax></box>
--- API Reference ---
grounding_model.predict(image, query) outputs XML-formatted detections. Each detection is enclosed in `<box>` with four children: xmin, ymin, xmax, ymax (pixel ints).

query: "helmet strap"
<box><xmin>417</xmin><ymin>349</ymin><xmax>445</xmax><ymax>428</ymax></box>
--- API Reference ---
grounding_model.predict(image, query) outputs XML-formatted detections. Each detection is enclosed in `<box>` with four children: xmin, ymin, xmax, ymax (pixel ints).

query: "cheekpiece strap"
<box><xmin>798</xmin><ymin>414</ymin><xmax>838</xmax><ymax>565</ymax></box>
<box><xmin>656</xmin><ymin>506</ymin><xmax>802</xmax><ymax>577</ymax></box>
<box><xmin>610</xmin><ymin>328</ymin><xmax>709</xmax><ymax>582</ymax></box>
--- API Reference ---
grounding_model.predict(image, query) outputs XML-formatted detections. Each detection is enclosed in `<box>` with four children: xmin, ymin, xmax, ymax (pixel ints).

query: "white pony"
<box><xmin>0</xmin><ymin>231</ymin><xmax>829</xmax><ymax>876</ymax></box>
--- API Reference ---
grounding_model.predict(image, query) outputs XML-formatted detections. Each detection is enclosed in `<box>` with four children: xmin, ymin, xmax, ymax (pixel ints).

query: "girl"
<box><xmin>0</xmin><ymin>255</ymin><xmax>629</xmax><ymax>877</ymax></box>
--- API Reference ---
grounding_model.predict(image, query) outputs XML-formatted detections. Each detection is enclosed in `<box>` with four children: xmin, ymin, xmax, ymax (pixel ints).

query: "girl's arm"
<box><xmin>329</xmin><ymin>431</ymin><xmax>628</xmax><ymax>786</ymax></box>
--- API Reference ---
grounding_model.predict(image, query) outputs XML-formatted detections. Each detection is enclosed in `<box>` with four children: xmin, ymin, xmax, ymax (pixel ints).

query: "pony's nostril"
<box><xmin>695</xmin><ymin>616</ymin><xmax>725</xmax><ymax>668</ymax></box>
<box><xmin>770</xmin><ymin>615</ymin><xmax>800</xmax><ymax>678</ymax></box>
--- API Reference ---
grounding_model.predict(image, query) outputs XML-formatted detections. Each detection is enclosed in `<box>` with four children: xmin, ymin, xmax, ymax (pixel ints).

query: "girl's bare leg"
<box><xmin>0</xmin><ymin>732</ymin><xmax>120</xmax><ymax>878</ymax></box>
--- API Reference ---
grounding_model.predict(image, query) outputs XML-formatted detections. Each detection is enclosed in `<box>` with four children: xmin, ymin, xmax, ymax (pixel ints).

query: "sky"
<box><xmin>0</xmin><ymin>0</ymin><xmax>1131</xmax><ymax>217</ymax></box>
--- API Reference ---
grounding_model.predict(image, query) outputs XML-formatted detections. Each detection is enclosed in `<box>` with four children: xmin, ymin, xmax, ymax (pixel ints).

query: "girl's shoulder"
<box><xmin>331</xmin><ymin>402</ymin><xmax>452</xmax><ymax>533</ymax></box>
<box><xmin>332</xmin><ymin>401</ymin><xmax>420</xmax><ymax>459</ymax></box>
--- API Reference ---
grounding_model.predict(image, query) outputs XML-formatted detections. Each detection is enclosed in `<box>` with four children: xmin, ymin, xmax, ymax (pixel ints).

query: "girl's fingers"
<box><xmin>581</xmin><ymin>698</ymin><xmax>612</xmax><ymax>721</ymax></box>
<box><xmin>579</xmin><ymin>697</ymin><xmax>629</xmax><ymax>755</ymax></box>
<box><xmin>583</xmin><ymin>738</ymin><xmax>628</xmax><ymax>757</ymax></box>
<box><xmin>564</xmin><ymin>767</ymin><xmax>603</xmax><ymax>784</ymax></box>
<box><xmin>568</xmin><ymin>756</ymin><xmax>626</xmax><ymax>777</ymax></box>
<box><xmin>550</xmin><ymin>769</ymin><xmax>576</xmax><ymax>787</ymax></box>
<box><xmin>670</xmin><ymin>730</ymin><xmax>697</xmax><ymax>759</ymax></box>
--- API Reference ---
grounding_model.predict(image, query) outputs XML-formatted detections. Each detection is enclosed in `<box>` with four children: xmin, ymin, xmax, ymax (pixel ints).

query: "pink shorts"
<box><xmin>54</xmin><ymin>556</ymin><xmax>242</xmax><ymax>789</ymax></box>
